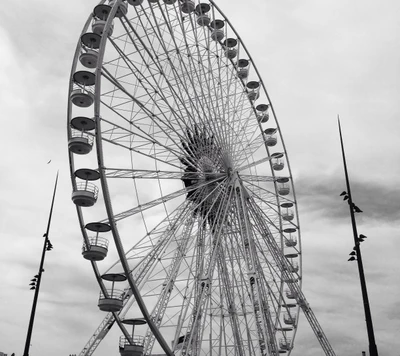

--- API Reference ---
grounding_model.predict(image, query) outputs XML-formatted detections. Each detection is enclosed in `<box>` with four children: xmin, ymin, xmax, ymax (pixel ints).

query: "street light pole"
<box><xmin>338</xmin><ymin>119</ymin><xmax>378</xmax><ymax>356</ymax></box>
<box><xmin>23</xmin><ymin>172</ymin><xmax>59</xmax><ymax>356</ymax></box>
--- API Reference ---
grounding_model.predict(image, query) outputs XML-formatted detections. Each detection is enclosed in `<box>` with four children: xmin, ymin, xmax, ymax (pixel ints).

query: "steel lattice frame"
<box><xmin>67</xmin><ymin>1</ymin><xmax>335</xmax><ymax>356</ymax></box>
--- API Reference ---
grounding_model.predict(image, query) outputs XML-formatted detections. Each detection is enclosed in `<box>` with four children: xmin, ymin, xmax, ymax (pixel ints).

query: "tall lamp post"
<box><xmin>338</xmin><ymin>120</ymin><xmax>378</xmax><ymax>356</ymax></box>
<box><xmin>23</xmin><ymin>172</ymin><xmax>58</xmax><ymax>356</ymax></box>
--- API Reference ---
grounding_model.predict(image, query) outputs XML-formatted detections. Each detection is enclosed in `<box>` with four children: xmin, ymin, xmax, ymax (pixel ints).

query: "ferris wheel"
<box><xmin>67</xmin><ymin>1</ymin><xmax>336</xmax><ymax>356</ymax></box>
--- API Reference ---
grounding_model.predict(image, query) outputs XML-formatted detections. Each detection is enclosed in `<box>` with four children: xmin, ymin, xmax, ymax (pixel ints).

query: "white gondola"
<box><xmin>79</xmin><ymin>49</ymin><xmax>99</xmax><ymax>69</ymax></box>
<box><xmin>285</xmin><ymin>289</ymin><xmax>297</xmax><ymax>299</ymax></box>
<box><xmin>92</xmin><ymin>3</ymin><xmax>114</xmax><ymax>34</ymax></box>
<box><xmin>119</xmin><ymin>337</ymin><xmax>145</xmax><ymax>356</ymax></box>
<box><xmin>98</xmin><ymin>273</ymin><xmax>127</xmax><ymax>312</ymax></box>
<box><xmin>71</xmin><ymin>169</ymin><xmax>100</xmax><ymax>207</ymax></box>
<box><xmin>69</xmin><ymin>116</ymin><xmax>95</xmax><ymax>154</ymax></box>
<box><xmin>210</xmin><ymin>20</ymin><xmax>225</xmax><ymax>41</ymax></box>
<box><xmin>284</xmin><ymin>313</ymin><xmax>296</xmax><ymax>325</ymax></box>
<box><xmin>281</xmin><ymin>202</ymin><xmax>294</xmax><ymax>221</ymax></box>
<box><xmin>71</xmin><ymin>181</ymin><xmax>98</xmax><ymax>207</ymax></box>
<box><xmin>82</xmin><ymin>237</ymin><xmax>109</xmax><ymax>261</ymax></box>
<box><xmin>92</xmin><ymin>19</ymin><xmax>114</xmax><ymax>36</ymax></box>
<box><xmin>272</xmin><ymin>152</ymin><xmax>285</xmax><ymax>171</ymax></box>
<box><xmin>196</xmin><ymin>3</ymin><xmax>210</xmax><ymax>26</ymax></box>
<box><xmin>68</xmin><ymin>128</ymin><xmax>94</xmax><ymax>155</ymax></box>
<box><xmin>256</xmin><ymin>104</ymin><xmax>269</xmax><ymax>123</ymax></box>
<box><xmin>279</xmin><ymin>338</ymin><xmax>292</xmax><ymax>351</ymax></box>
<box><xmin>285</xmin><ymin>237</ymin><xmax>297</xmax><ymax>247</ymax></box>
<box><xmin>70</xmin><ymin>71</ymin><xmax>96</xmax><ymax>108</ymax></box>
<box><xmin>98</xmin><ymin>290</ymin><xmax>124</xmax><ymax>312</ymax></box>
<box><xmin>277</xmin><ymin>177</ymin><xmax>290</xmax><ymax>196</ymax></box>
<box><xmin>246</xmin><ymin>81</ymin><xmax>260</xmax><ymax>101</ymax></box>
<box><xmin>119</xmin><ymin>319</ymin><xmax>146</xmax><ymax>356</ymax></box>
<box><xmin>82</xmin><ymin>222</ymin><xmax>111</xmax><ymax>261</ymax></box>
<box><xmin>237</xmin><ymin>59</ymin><xmax>249</xmax><ymax>79</ymax></box>
<box><xmin>264</xmin><ymin>128</ymin><xmax>277</xmax><ymax>146</ymax></box>
<box><xmin>109</xmin><ymin>0</ymin><xmax>128</xmax><ymax>17</ymax></box>
<box><xmin>180</xmin><ymin>0</ymin><xmax>195</xmax><ymax>13</ymax></box>
<box><xmin>224</xmin><ymin>38</ymin><xmax>238</xmax><ymax>59</ymax></box>
<box><xmin>93</xmin><ymin>4</ymin><xmax>112</xmax><ymax>20</ymax></box>
<box><xmin>80</xmin><ymin>33</ymin><xmax>101</xmax><ymax>68</ymax></box>
<box><xmin>284</xmin><ymin>227</ymin><xmax>297</xmax><ymax>247</ymax></box>
<box><xmin>70</xmin><ymin>86</ymin><xmax>94</xmax><ymax>108</ymax></box>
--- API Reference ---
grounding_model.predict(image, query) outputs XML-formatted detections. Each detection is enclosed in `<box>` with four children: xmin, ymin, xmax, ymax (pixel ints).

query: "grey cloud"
<box><xmin>295</xmin><ymin>173</ymin><xmax>400</xmax><ymax>223</ymax></box>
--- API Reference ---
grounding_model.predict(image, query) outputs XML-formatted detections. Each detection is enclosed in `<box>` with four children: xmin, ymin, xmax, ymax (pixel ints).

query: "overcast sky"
<box><xmin>0</xmin><ymin>0</ymin><xmax>399</xmax><ymax>356</ymax></box>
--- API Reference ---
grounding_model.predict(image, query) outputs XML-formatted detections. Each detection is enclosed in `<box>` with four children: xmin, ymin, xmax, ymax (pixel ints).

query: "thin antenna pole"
<box><xmin>338</xmin><ymin>118</ymin><xmax>378</xmax><ymax>356</ymax></box>
<box><xmin>23</xmin><ymin>171</ymin><xmax>59</xmax><ymax>356</ymax></box>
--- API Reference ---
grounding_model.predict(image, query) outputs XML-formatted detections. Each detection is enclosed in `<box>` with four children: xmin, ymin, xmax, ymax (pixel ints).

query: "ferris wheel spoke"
<box><xmin>239</xmin><ymin>174</ymin><xmax>277</xmax><ymax>183</ymax></box>
<box><xmin>197</xmin><ymin>32</ymin><xmax>256</xmax><ymax>161</ymax></box>
<box><xmin>231</xmin><ymin>181</ymin><xmax>280</xmax><ymax>355</ymax></box>
<box><xmin>167</xmin><ymin>226</ymin><xmax>205</xmax><ymax>352</ymax></box>
<box><xmin>100</xmin><ymin>64</ymin><xmax>186</xmax><ymax>149</ymax></box>
<box><xmin>105</xmin><ymin>202</ymin><xmax>191</xmax><ymax>280</ymax></box>
<box><xmin>244</xmin><ymin>179</ymin><xmax>296</xmax><ymax>206</ymax></box>
<box><xmin>135</xmin><ymin>9</ymin><xmax>208</xmax><ymax>129</ymax></box>
<box><xmin>139</xmin><ymin>217</ymin><xmax>198</xmax><ymax>293</ymax></box>
<box><xmin>234</xmin><ymin>138</ymin><xmax>266</xmax><ymax>169</ymax></box>
<box><xmin>244</xmin><ymin>184</ymin><xmax>286</xmax><ymax>215</ymax></box>
<box><xmin>219</xmin><ymin>241</ymin><xmax>259</xmax><ymax>354</ymax></box>
<box><xmin>246</xmin><ymin>197</ymin><xmax>336</xmax><ymax>354</ymax></box>
<box><xmin>75</xmin><ymin>203</ymin><xmax>191</xmax><ymax>356</ymax></box>
<box><xmin>155</xmin><ymin>7</ymin><xmax>242</xmax><ymax>158</ymax></box>
<box><xmin>97</xmin><ymin>101</ymin><xmax>187</xmax><ymax>170</ymax></box>
<box><xmin>213</xmin><ymin>217</ymin><xmax>257</xmax><ymax>353</ymax></box>
<box><xmin>98</xmin><ymin>71</ymin><xmax>184</xmax><ymax>148</ymax></box>
<box><xmin>237</xmin><ymin>155</ymin><xmax>275</xmax><ymax>173</ymax></box>
<box><xmin>246</xmin><ymin>198</ymin><xmax>299</xmax><ymax>282</ymax></box>
<box><xmin>116</xmin><ymin>12</ymin><xmax>212</xmax><ymax>144</ymax></box>
<box><xmin>101</xmin><ymin>176</ymin><xmax>226</xmax><ymax>224</ymax></box>
<box><xmin>156</xmin><ymin>8</ymin><xmax>224</xmax><ymax>143</ymax></box>
<box><xmin>99</xmin><ymin>115</ymin><xmax>182</xmax><ymax>158</ymax></box>
<box><xmin>245</xmin><ymin>190</ymin><xmax>301</xmax><ymax>255</ymax></box>
<box><xmin>217</xmin><ymin>246</ymin><xmax>246</xmax><ymax>356</ymax></box>
<box><xmin>142</xmin><ymin>215</ymin><xmax>198</xmax><ymax>354</ymax></box>
<box><xmin>104</xmin><ymin>168</ymin><xmax>183</xmax><ymax>179</ymax></box>
<box><xmin>99</xmin><ymin>130</ymin><xmax>182</xmax><ymax>169</ymax></box>
<box><xmin>101</xmin><ymin>61</ymin><xmax>202</xmax><ymax>165</ymax></box>
<box><xmin>180</xmin><ymin>185</ymin><xmax>235</xmax><ymax>354</ymax></box>
<box><xmin>115</xmin><ymin>11</ymin><xmax>243</xmax><ymax>174</ymax></box>
<box><xmin>180</xmin><ymin>14</ymin><xmax>256</xmax><ymax>166</ymax></box>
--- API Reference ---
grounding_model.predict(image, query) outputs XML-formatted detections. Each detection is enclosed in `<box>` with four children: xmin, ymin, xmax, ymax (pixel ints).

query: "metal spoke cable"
<box><xmin>246</xmin><ymin>197</ymin><xmax>336</xmax><ymax>356</ymax></box>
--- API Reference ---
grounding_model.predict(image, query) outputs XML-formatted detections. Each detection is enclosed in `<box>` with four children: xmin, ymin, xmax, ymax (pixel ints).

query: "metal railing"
<box><xmin>72</xmin><ymin>82</ymin><xmax>95</xmax><ymax>95</ymax></box>
<box><xmin>70</xmin><ymin>128</ymin><xmax>94</xmax><ymax>145</ymax></box>
<box><xmin>285</xmin><ymin>237</ymin><xmax>297</xmax><ymax>247</ymax></box>
<box><xmin>284</xmin><ymin>313</ymin><xmax>297</xmax><ymax>325</ymax></box>
<box><xmin>279</xmin><ymin>338</ymin><xmax>292</xmax><ymax>349</ymax></box>
<box><xmin>119</xmin><ymin>336</ymin><xmax>145</xmax><ymax>348</ymax></box>
<box><xmin>82</xmin><ymin>236</ymin><xmax>109</xmax><ymax>252</ymax></box>
<box><xmin>74</xmin><ymin>182</ymin><xmax>99</xmax><ymax>199</ymax></box>
<box><xmin>99</xmin><ymin>289</ymin><xmax>125</xmax><ymax>300</ymax></box>
<box><xmin>285</xmin><ymin>289</ymin><xmax>297</xmax><ymax>299</ymax></box>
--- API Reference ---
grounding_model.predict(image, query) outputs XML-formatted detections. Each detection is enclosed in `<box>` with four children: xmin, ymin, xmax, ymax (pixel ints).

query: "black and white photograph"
<box><xmin>0</xmin><ymin>1</ymin><xmax>398</xmax><ymax>356</ymax></box>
